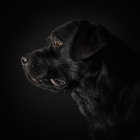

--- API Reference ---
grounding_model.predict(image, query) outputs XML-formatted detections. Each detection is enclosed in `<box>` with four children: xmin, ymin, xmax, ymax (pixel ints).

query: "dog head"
<box><xmin>21</xmin><ymin>20</ymin><xmax>110</xmax><ymax>92</ymax></box>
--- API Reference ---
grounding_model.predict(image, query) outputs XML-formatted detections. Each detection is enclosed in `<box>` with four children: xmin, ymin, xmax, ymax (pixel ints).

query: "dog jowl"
<box><xmin>21</xmin><ymin>20</ymin><xmax>140</xmax><ymax>140</ymax></box>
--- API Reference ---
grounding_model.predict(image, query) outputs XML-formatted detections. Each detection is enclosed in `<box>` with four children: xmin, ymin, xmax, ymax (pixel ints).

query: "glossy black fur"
<box><xmin>21</xmin><ymin>20</ymin><xmax>140</xmax><ymax>140</ymax></box>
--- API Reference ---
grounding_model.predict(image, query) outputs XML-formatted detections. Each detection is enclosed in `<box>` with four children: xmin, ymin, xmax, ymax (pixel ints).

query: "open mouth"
<box><xmin>29</xmin><ymin>75</ymin><xmax>66</xmax><ymax>89</ymax></box>
<box><xmin>23</xmin><ymin>68</ymin><xmax>66</xmax><ymax>91</ymax></box>
<box><xmin>50</xmin><ymin>78</ymin><xmax>65</xmax><ymax>87</ymax></box>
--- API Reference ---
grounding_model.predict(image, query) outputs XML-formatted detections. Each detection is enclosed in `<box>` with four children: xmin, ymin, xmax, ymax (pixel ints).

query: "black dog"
<box><xmin>21</xmin><ymin>20</ymin><xmax>140</xmax><ymax>140</ymax></box>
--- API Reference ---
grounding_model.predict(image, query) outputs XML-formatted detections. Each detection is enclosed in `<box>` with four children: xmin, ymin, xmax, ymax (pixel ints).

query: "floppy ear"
<box><xmin>70</xmin><ymin>20</ymin><xmax>111</xmax><ymax>60</ymax></box>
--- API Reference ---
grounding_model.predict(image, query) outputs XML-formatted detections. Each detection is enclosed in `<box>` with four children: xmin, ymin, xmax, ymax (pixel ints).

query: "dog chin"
<box><xmin>39</xmin><ymin>85</ymin><xmax>67</xmax><ymax>93</ymax></box>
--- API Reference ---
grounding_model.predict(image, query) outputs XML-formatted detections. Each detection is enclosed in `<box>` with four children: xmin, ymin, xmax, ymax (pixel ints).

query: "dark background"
<box><xmin>3</xmin><ymin>1</ymin><xmax>140</xmax><ymax>139</ymax></box>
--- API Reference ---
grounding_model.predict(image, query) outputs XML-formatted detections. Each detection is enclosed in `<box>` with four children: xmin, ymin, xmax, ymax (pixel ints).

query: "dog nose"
<box><xmin>21</xmin><ymin>55</ymin><xmax>29</xmax><ymax>65</ymax></box>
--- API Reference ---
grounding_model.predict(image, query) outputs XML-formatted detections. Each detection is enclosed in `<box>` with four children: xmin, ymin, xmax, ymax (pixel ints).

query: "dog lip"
<box><xmin>31</xmin><ymin>77</ymin><xmax>39</xmax><ymax>83</ymax></box>
<box><xmin>28</xmin><ymin>75</ymin><xmax>43</xmax><ymax>84</ymax></box>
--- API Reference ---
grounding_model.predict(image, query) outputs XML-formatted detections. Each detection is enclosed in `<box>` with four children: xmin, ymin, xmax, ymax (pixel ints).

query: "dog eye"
<box><xmin>54</xmin><ymin>40</ymin><xmax>63</xmax><ymax>46</ymax></box>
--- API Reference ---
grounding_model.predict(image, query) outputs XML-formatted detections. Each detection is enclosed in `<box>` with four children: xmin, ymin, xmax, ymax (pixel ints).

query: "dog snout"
<box><xmin>21</xmin><ymin>55</ymin><xmax>29</xmax><ymax>65</ymax></box>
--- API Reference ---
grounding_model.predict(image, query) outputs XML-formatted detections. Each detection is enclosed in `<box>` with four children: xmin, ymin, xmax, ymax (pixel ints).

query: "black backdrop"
<box><xmin>3</xmin><ymin>1</ymin><xmax>140</xmax><ymax>139</ymax></box>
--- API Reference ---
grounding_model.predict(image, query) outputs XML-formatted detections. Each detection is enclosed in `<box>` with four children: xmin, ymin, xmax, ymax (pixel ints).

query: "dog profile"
<box><xmin>21</xmin><ymin>20</ymin><xmax>140</xmax><ymax>140</ymax></box>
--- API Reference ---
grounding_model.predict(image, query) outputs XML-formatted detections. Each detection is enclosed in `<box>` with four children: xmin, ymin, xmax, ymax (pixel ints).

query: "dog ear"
<box><xmin>70</xmin><ymin>20</ymin><xmax>111</xmax><ymax>60</ymax></box>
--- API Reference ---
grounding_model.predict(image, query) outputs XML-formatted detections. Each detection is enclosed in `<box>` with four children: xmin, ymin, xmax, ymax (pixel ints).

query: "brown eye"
<box><xmin>54</xmin><ymin>40</ymin><xmax>63</xmax><ymax>46</ymax></box>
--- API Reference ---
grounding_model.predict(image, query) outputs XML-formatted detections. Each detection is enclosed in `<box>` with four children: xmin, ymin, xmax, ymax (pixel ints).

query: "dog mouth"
<box><xmin>30</xmin><ymin>77</ymin><xmax>65</xmax><ymax>86</ymax></box>
<box><xmin>50</xmin><ymin>78</ymin><xmax>65</xmax><ymax>87</ymax></box>
<box><xmin>27</xmin><ymin>73</ymin><xmax>67</xmax><ymax>91</ymax></box>
<box><xmin>21</xmin><ymin>61</ymin><xmax>67</xmax><ymax>91</ymax></box>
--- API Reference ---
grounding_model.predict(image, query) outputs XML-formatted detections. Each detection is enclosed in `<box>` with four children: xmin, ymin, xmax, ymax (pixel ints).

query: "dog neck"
<box><xmin>72</xmin><ymin>61</ymin><xmax>137</xmax><ymax>134</ymax></box>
